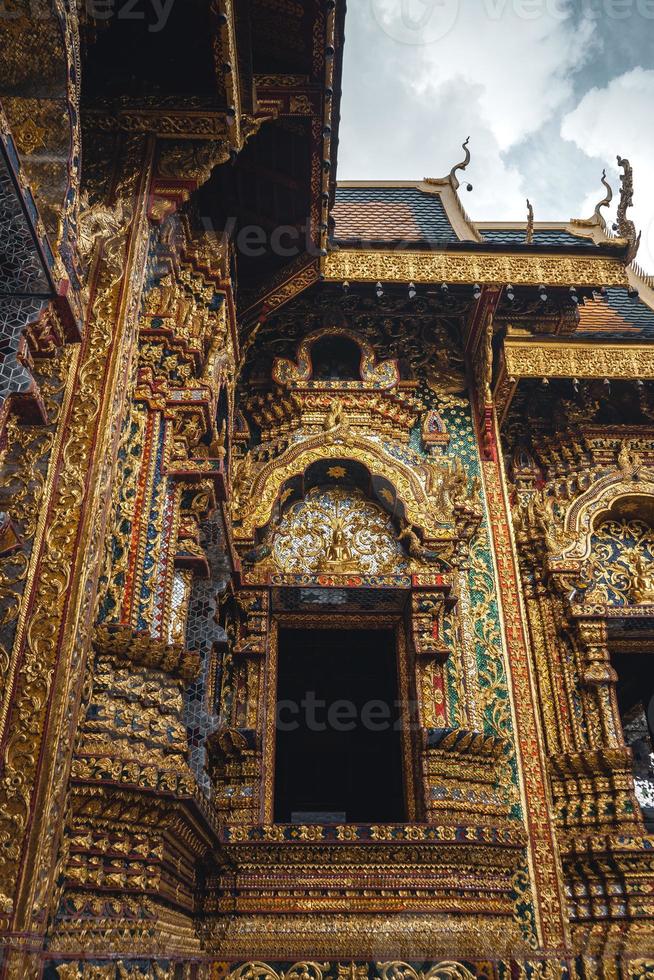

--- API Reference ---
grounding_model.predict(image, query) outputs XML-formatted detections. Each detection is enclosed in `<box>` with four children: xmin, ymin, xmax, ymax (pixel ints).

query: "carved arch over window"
<box><xmin>548</xmin><ymin>469</ymin><xmax>654</xmax><ymax>565</ymax></box>
<box><xmin>231</xmin><ymin>431</ymin><xmax>453</xmax><ymax>546</ymax></box>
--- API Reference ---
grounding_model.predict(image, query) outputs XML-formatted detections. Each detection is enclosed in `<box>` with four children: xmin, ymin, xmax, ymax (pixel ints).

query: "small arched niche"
<box><xmin>310</xmin><ymin>333</ymin><xmax>362</xmax><ymax>381</ymax></box>
<box><xmin>580</xmin><ymin>496</ymin><xmax>654</xmax><ymax>607</ymax></box>
<box><xmin>578</xmin><ymin>495</ymin><xmax>654</xmax><ymax>829</ymax></box>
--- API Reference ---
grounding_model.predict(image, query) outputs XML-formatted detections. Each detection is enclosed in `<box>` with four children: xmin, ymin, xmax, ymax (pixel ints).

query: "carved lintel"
<box><xmin>323</xmin><ymin>250</ymin><xmax>629</xmax><ymax>288</ymax></box>
<box><xmin>503</xmin><ymin>338</ymin><xmax>654</xmax><ymax>381</ymax></box>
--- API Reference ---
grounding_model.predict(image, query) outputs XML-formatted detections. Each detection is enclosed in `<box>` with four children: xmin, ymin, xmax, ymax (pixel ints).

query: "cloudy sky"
<box><xmin>337</xmin><ymin>0</ymin><xmax>654</xmax><ymax>271</ymax></box>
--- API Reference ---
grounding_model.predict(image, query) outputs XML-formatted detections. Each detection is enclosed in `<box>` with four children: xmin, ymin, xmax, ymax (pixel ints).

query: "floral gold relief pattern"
<box><xmin>577</xmin><ymin>517</ymin><xmax>654</xmax><ymax>605</ymax></box>
<box><xmin>271</xmin><ymin>487</ymin><xmax>409</xmax><ymax>575</ymax></box>
<box><xmin>324</xmin><ymin>250</ymin><xmax>629</xmax><ymax>288</ymax></box>
<box><xmin>0</xmin><ymin>135</ymin><xmax>153</xmax><ymax>961</ymax></box>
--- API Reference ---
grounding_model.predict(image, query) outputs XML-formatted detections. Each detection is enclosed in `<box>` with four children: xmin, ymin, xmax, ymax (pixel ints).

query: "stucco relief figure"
<box><xmin>631</xmin><ymin>552</ymin><xmax>654</xmax><ymax>603</ymax></box>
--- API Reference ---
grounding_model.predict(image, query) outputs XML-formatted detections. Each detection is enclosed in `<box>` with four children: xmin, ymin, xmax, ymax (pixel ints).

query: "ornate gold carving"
<box><xmin>77</xmin><ymin>191</ymin><xmax>132</xmax><ymax>269</ymax></box>
<box><xmin>239</xmin><ymin>258</ymin><xmax>320</xmax><ymax>326</ymax></box>
<box><xmin>156</xmin><ymin>116</ymin><xmax>270</xmax><ymax>185</ymax></box>
<box><xmin>632</xmin><ymin>551</ymin><xmax>654</xmax><ymax>603</ymax></box>
<box><xmin>376</xmin><ymin>961</ymin><xmax>476</xmax><ymax>980</ymax></box>
<box><xmin>324</xmin><ymin>250</ymin><xmax>629</xmax><ymax>288</ymax></box>
<box><xmin>85</xmin><ymin>107</ymin><xmax>236</xmax><ymax>139</ymax></box>
<box><xmin>0</xmin><ymin>137</ymin><xmax>155</xmax><ymax>962</ymax></box>
<box><xmin>411</xmin><ymin>591</ymin><xmax>450</xmax><ymax>659</ymax></box>
<box><xmin>157</xmin><ymin>140</ymin><xmax>231</xmax><ymax>182</ymax></box>
<box><xmin>272</xmin><ymin>326</ymin><xmax>399</xmax><ymax>390</ymax></box>
<box><xmin>268</xmin><ymin>487</ymin><xmax>409</xmax><ymax>576</ymax></box>
<box><xmin>227</xmin><ymin>962</ymin><xmax>328</xmax><ymax>980</ymax></box>
<box><xmin>398</xmin><ymin>520</ymin><xmax>443</xmax><ymax>565</ymax></box>
<box><xmin>94</xmin><ymin>624</ymin><xmax>201</xmax><ymax>683</ymax></box>
<box><xmin>503</xmin><ymin>338</ymin><xmax>654</xmax><ymax>380</ymax></box>
<box><xmin>576</xmin><ymin>517</ymin><xmax>654</xmax><ymax>606</ymax></box>
<box><xmin>233</xmin><ymin>432</ymin><xmax>454</xmax><ymax>543</ymax></box>
<box><xmin>542</xmin><ymin>470</ymin><xmax>654</xmax><ymax>565</ymax></box>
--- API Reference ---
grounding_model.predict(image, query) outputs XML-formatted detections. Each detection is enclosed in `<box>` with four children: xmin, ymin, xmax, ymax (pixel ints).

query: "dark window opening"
<box><xmin>612</xmin><ymin>650</ymin><xmax>654</xmax><ymax>831</ymax></box>
<box><xmin>274</xmin><ymin>627</ymin><xmax>405</xmax><ymax>823</ymax></box>
<box><xmin>311</xmin><ymin>335</ymin><xmax>362</xmax><ymax>380</ymax></box>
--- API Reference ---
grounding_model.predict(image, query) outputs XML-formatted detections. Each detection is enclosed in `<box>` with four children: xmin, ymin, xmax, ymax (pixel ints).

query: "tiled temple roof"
<box><xmin>481</xmin><ymin>227</ymin><xmax>597</xmax><ymax>248</ymax></box>
<box><xmin>577</xmin><ymin>287</ymin><xmax>654</xmax><ymax>340</ymax></box>
<box><xmin>333</xmin><ymin>183</ymin><xmax>605</xmax><ymax>250</ymax></box>
<box><xmin>333</xmin><ymin>186</ymin><xmax>459</xmax><ymax>243</ymax></box>
<box><xmin>330</xmin><ymin>183</ymin><xmax>654</xmax><ymax>330</ymax></box>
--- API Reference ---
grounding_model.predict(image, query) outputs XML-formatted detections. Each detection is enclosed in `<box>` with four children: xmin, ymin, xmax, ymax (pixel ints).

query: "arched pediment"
<box><xmin>548</xmin><ymin>466</ymin><xmax>654</xmax><ymax>564</ymax></box>
<box><xmin>268</xmin><ymin>485</ymin><xmax>410</xmax><ymax>576</ymax></box>
<box><xmin>232</xmin><ymin>430</ymin><xmax>452</xmax><ymax>544</ymax></box>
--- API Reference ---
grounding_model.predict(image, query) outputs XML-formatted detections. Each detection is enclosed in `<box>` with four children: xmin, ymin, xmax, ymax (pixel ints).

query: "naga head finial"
<box><xmin>617</xmin><ymin>155</ymin><xmax>634</xmax><ymax>201</ymax></box>
<box><xmin>615</xmin><ymin>155</ymin><xmax>641</xmax><ymax>263</ymax></box>
<box><xmin>593</xmin><ymin>168</ymin><xmax>613</xmax><ymax>221</ymax></box>
<box><xmin>526</xmin><ymin>198</ymin><xmax>534</xmax><ymax>245</ymax></box>
<box><xmin>449</xmin><ymin>136</ymin><xmax>471</xmax><ymax>190</ymax></box>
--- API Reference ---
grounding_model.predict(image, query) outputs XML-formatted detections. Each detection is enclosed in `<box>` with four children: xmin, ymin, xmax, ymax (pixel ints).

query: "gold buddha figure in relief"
<box><xmin>631</xmin><ymin>552</ymin><xmax>654</xmax><ymax>603</ymax></box>
<box><xmin>319</xmin><ymin>516</ymin><xmax>359</xmax><ymax>573</ymax></box>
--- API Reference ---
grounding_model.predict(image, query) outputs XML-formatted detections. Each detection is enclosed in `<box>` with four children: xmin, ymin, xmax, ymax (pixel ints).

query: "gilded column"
<box><xmin>0</xmin><ymin>132</ymin><xmax>153</xmax><ymax>976</ymax></box>
<box><xmin>44</xmin><ymin>217</ymin><xmax>234</xmax><ymax>965</ymax></box>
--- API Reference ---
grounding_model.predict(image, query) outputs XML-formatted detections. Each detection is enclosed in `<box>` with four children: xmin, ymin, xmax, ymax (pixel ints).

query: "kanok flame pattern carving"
<box><xmin>270</xmin><ymin>486</ymin><xmax>409</xmax><ymax>575</ymax></box>
<box><xmin>578</xmin><ymin>517</ymin><xmax>654</xmax><ymax>605</ymax></box>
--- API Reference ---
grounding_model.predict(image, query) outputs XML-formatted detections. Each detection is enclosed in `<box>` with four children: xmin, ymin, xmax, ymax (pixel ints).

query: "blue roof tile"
<box><xmin>334</xmin><ymin>186</ymin><xmax>458</xmax><ymax>243</ymax></box>
<box><xmin>481</xmin><ymin>228</ymin><xmax>599</xmax><ymax>248</ymax></box>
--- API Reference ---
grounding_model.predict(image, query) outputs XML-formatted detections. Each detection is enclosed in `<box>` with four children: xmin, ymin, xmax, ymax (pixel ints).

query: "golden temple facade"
<box><xmin>0</xmin><ymin>3</ymin><xmax>653</xmax><ymax>977</ymax></box>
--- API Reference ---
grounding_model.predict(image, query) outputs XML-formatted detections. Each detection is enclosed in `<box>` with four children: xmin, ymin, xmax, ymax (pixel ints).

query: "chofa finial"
<box><xmin>615</xmin><ymin>155</ymin><xmax>641</xmax><ymax>264</ymax></box>
<box><xmin>525</xmin><ymin>199</ymin><xmax>534</xmax><ymax>245</ymax></box>
<box><xmin>593</xmin><ymin>168</ymin><xmax>613</xmax><ymax>221</ymax></box>
<box><xmin>449</xmin><ymin>137</ymin><xmax>471</xmax><ymax>190</ymax></box>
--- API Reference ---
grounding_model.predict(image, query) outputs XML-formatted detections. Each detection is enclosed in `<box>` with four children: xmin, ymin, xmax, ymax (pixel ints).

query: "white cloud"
<box><xmin>561</xmin><ymin>67</ymin><xmax>654</xmax><ymax>271</ymax></box>
<box><xmin>339</xmin><ymin>0</ymin><xmax>596</xmax><ymax>203</ymax></box>
<box><xmin>338</xmin><ymin>2</ymin><xmax>654</xmax><ymax>272</ymax></box>
<box><xmin>409</xmin><ymin>2</ymin><xmax>596</xmax><ymax>151</ymax></box>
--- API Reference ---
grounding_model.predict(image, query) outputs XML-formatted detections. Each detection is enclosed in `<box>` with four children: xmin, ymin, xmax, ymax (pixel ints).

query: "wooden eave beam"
<box><xmin>493</xmin><ymin>335</ymin><xmax>654</xmax><ymax>425</ymax></box>
<box><xmin>323</xmin><ymin>249</ymin><xmax>629</xmax><ymax>289</ymax></box>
